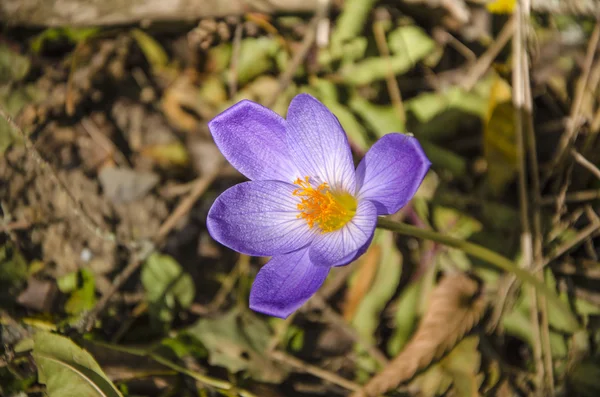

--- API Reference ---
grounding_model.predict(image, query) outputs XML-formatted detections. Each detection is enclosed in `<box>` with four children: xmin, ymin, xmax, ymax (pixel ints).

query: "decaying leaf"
<box><xmin>98</xmin><ymin>167</ymin><xmax>159</xmax><ymax>204</ymax></box>
<box><xmin>140</xmin><ymin>141</ymin><xmax>190</xmax><ymax>167</ymax></box>
<box><xmin>185</xmin><ymin>309</ymin><xmax>287</xmax><ymax>383</ymax></box>
<box><xmin>343</xmin><ymin>240</ymin><xmax>381</xmax><ymax>321</ymax></box>
<box><xmin>352</xmin><ymin>273</ymin><xmax>487</xmax><ymax>397</ymax></box>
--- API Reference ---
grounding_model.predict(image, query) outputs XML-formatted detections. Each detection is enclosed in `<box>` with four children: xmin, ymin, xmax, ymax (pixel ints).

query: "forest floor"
<box><xmin>1</xmin><ymin>1</ymin><xmax>600</xmax><ymax>396</ymax></box>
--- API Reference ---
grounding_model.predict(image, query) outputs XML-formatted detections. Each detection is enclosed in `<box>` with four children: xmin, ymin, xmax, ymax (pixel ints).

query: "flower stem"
<box><xmin>376</xmin><ymin>217</ymin><xmax>579</xmax><ymax>328</ymax></box>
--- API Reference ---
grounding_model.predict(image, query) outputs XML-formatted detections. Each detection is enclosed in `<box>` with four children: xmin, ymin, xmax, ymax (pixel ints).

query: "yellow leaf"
<box><xmin>484</xmin><ymin>75</ymin><xmax>517</xmax><ymax>196</ymax></box>
<box><xmin>487</xmin><ymin>0</ymin><xmax>516</xmax><ymax>14</ymax></box>
<box><xmin>141</xmin><ymin>142</ymin><xmax>189</xmax><ymax>167</ymax></box>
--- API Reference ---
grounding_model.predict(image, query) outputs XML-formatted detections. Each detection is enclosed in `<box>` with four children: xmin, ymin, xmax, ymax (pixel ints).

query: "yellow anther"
<box><xmin>292</xmin><ymin>176</ymin><xmax>356</xmax><ymax>233</ymax></box>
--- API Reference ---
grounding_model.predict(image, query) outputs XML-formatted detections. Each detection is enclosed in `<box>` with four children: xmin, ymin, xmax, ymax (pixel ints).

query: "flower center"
<box><xmin>292</xmin><ymin>176</ymin><xmax>357</xmax><ymax>233</ymax></box>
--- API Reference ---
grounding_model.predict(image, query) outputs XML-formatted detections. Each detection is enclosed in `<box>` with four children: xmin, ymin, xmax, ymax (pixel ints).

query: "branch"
<box><xmin>1</xmin><ymin>0</ymin><xmax>321</xmax><ymax>27</ymax></box>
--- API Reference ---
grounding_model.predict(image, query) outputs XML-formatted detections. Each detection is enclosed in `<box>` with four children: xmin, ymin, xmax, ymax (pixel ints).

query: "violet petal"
<box><xmin>286</xmin><ymin>94</ymin><xmax>356</xmax><ymax>192</ymax></box>
<box><xmin>209</xmin><ymin>100</ymin><xmax>298</xmax><ymax>182</ymax></box>
<box><xmin>356</xmin><ymin>134</ymin><xmax>431</xmax><ymax>215</ymax></box>
<box><xmin>207</xmin><ymin>181</ymin><xmax>316</xmax><ymax>256</ymax></box>
<box><xmin>309</xmin><ymin>200</ymin><xmax>377</xmax><ymax>267</ymax></box>
<box><xmin>250</xmin><ymin>248</ymin><xmax>329</xmax><ymax>318</ymax></box>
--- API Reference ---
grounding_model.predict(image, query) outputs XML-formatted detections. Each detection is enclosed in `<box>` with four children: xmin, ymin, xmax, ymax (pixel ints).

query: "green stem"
<box><xmin>90</xmin><ymin>340</ymin><xmax>258</xmax><ymax>397</ymax></box>
<box><xmin>376</xmin><ymin>217</ymin><xmax>579</xmax><ymax>328</ymax></box>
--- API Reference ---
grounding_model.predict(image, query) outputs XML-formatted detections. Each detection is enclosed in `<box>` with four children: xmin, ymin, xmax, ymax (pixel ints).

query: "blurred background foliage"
<box><xmin>2</xmin><ymin>0</ymin><xmax>600</xmax><ymax>396</ymax></box>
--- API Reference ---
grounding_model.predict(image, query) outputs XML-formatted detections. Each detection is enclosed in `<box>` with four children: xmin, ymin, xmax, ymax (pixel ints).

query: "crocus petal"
<box><xmin>334</xmin><ymin>233</ymin><xmax>374</xmax><ymax>267</ymax></box>
<box><xmin>286</xmin><ymin>94</ymin><xmax>356</xmax><ymax>192</ymax></box>
<box><xmin>309</xmin><ymin>200</ymin><xmax>377</xmax><ymax>267</ymax></box>
<box><xmin>250</xmin><ymin>248</ymin><xmax>329</xmax><ymax>318</ymax></box>
<box><xmin>207</xmin><ymin>181</ymin><xmax>316</xmax><ymax>256</ymax></box>
<box><xmin>356</xmin><ymin>134</ymin><xmax>431</xmax><ymax>215</ymax></box>
<box><xmin>209</xmin><ymin>100</ymin><xmax>298</xmax><ymax>182</ymax></box>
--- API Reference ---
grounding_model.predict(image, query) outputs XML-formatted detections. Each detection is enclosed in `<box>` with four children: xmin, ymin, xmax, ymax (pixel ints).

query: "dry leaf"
<box><xmin>352</xmin><ymin>273</ymin><xmax>487</xmax><ymax>397</ymax></box>
<box><xmin>343</xmin><ymin>244</ymin><xmax>381</xmax><ymax>321</ymax></box>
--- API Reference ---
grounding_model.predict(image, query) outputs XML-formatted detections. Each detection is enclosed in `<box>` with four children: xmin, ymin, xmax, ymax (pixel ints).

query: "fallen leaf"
<box><xmin>185</xmin><ymin>309</ymin><xmax>287</xmax><ymax>383</ymax></box>
<box><xmin>141</xmin><ymin>253</ymin><xmax>195</xmax><ymax>324</ymax></box>
<box><xmin>343</xmin><ymin>243</ymin><xmax>381</xmax><ymax>321</ymax></box>
<box><xmin>98</xmin><ymin>167</ymin><xmax>159</xmax><ymax>204</ymax></box>
<box><xmin>33</xmin><ymin>332</ymin><xmax>123</xmax><ymax>397</ymax></box>
<box><xmin>141</xmin><ymin>142</ymin><xmax>190</xmax><ymax>168</ymax></box>
<box><xmin>17</xmin><ymin>278</ymin><xmax>57</xmax><ymax>312</ymax></box>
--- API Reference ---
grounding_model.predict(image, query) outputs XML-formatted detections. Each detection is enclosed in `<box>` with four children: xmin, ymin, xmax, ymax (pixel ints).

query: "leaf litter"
<box><xmin>0</xmin><ymin>2</ymin><xmax>600</xmax><ymax>397</ymax></box>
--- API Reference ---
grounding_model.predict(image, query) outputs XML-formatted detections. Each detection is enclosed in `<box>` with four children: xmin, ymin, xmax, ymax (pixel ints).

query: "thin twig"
<box><xmin>512</xmin><ymin>1</ymin><xmax>545</xmax><ymax>388</ymax></box>
<box><xmin>81</xmin><ymin>117</ymin><xmax>128</xmax><ymax>167</ymax></box>
<box><xmin>461</xmin><ymin>15</ymin><xmax>516</xmax><ymax>91</ymax></box>
<box><xmin>572</xmin><ymin>149</ymin><xmax>600</xmax><ymax>180</ymax></box>
<box><xmin>266</xmin><ymin>16</ymin><xmax>319</xmax><ymax>108</ymax></box>
<box><xmin>270</xmin><ymin>350</ymin><xmax>361</xmax><ymax>391</ymax></box>
<box><xmin>545</xmin><ymin>21</ymin><xmax>600</xmax><ymax>181</ymax></box>
<box><xmin>155</xmin><ymin>163</ymin><xmax>224</xmax><ymax>243</ymax></box>
<box><xmin>540</xmin><ymin>220</ymin><xmax>600</xmax><ymax>269</ymax></box>
<box><xmin>207</xmin><ymin>254</ymin><xmax>248</xmax><ymax>312</ymax></box>
<box><xmin>373</xmin><ymin>9</ymin><xmax>405</xmax><ymax>123</ymax></box>
<box><xmin>0</xmin><ymin>220</ymin><xmax>31</xmax><ymax>233</ymax></box>
<box><xmin>540</xmin><ymin>189</ymin><xmax>600</xmax><ymax>205</ymax></box>
<box><xmin>519</xmin><ymin>0</ymin><xmax>554</xmax><ymax>389</ymax></box>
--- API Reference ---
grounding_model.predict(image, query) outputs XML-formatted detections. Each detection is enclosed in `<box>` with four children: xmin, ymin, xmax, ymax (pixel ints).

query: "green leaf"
<box><xmin>185</xmin><ymin>309</ymin><xmax>286</xmax><ymax>383</ymax></box>
<box><xmin>348</xmin><ymin>95</ymin><xmax>405</xmax><ymax>138</ymax></box>
<box><xmin>32</xmin><ymin>332</ymin><xmax>123</xmax><ymax>397</ymax></box>
<box><xmin>30</xmin><ymin>28</ymin><xmax>99</xmax><ymax>53</ymax></box>
<box><xmin>131</xmin><ymin>29</ymin><xmax>169</xmax><ymax>73</ymax></box>
<box><xmin>330</xmin><ymin>0</ymin><xmax>378</xmax><ymax>48</ymax></box>
<box><xmin>419</xmin><ymin>140</ymin><xmax>468</xmax><ymax>177</ymax></box>
<box><xmin>567</xmin><ymin>359</ymin><xmax>600</xmax><ymax>397</ymax></box>
<box><xmin>59</xmin><ymin>269</ymin><xmax>97</xmax><ymax>316</ymax></box>
<box><xmin>0</xmin><ymin>83</ymin><xmax>44</xmax><ymax>154</ymax></box>
<box><xmin>387</xmin><ymin>281</ymin><xmax>420</xmax><ymax>355</ymax></box>
<box><xmin>433</xmin><ymin>207</ymin><xmax>483</xmax><ymax>240</ymax></box>
<box><xmin>411</xmin><ymin>336</ymin><xmax>481</xmax><ymax>397</ymax></box>
<box><xmin>406</xmin><ymin>87</ymin><xmax>488</xmax><ymax>126</ymax></box>
<box><xmin>0</xmin><ymin>243</ymin><xmax>28</xmax><ymax>285</ymax></box>
<box><xmin>0</xmin><ymin>44</ymin><xmax>30</xmax><ymax>84</ymax></box>
<box><xmin>141</xmin><ymin>253</ymin><xmax>195</xmax><ymax>324</ymax></box>
<box><xmin>352</xmin><ymin>230</ymin><xmax>402</xmax><ymax>341</ymax></box>
<box><xmin>439</xmin><ymin>336</ymin><xmax>482</xmax><ymax>397</ymax></box>
<box><xmin>318</xmin><ymin>37</ymin><xmax>367</xmax><ymax>65</ymax></box>
<box><xmin>338</xmin><ymin>25</ymin><xmax>435</xmax><ymax>85</ymax></box>
<box><xmin>387</xmin><ymin>25</ymin><xmax>436</xmax><ymax>63</ymax></box>
<box><xmin>237</xmin><ymin>37</ymin><xmax>280</xmax><ymax>85</ymax></box>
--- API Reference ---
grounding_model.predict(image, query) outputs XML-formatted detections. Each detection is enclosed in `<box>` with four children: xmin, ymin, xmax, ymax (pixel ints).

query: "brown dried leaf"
<box><xmin>352</xmin><ymin>273</ymin><xmax>488</xmax><ymax>397</ymax></box>
<box><xmin>342</xmin><ymin>244</ymin><xmax>381</xmax><ymax>321</ymax></box>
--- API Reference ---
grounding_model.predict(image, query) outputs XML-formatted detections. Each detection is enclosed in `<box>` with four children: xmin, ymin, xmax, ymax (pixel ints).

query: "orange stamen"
<box><xmin>292</xmin><ymin>176</ymin><xmax>357</xmax><ymax>233</ymax></box>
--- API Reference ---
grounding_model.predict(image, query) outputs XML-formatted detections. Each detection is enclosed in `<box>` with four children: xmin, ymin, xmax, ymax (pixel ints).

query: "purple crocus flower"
<box><xmin>207</xmin><ymin>93</ymin><xmax>430</xmax><ymax>318</ymax></box>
